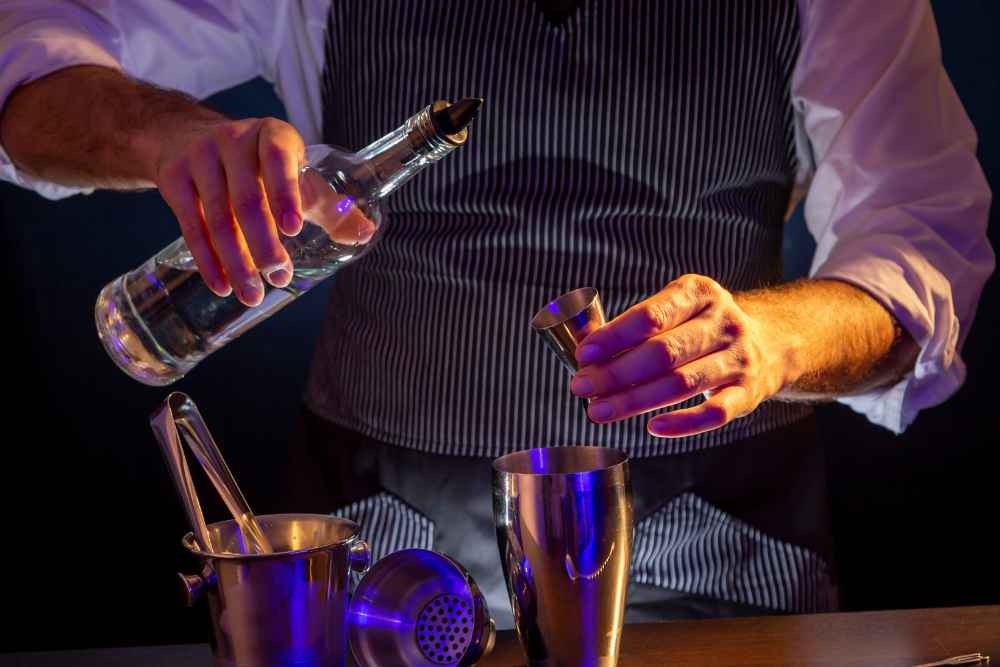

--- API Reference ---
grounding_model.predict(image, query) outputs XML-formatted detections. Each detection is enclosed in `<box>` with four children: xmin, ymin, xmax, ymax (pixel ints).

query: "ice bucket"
<box><xmin>180</xmin><ymin>513</ymin><xmax>371</xmax><ymax>667</ymax></box>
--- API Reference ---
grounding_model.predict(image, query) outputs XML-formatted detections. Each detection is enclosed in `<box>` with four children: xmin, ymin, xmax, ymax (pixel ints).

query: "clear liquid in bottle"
<box><xmin>95</xmin><ymin>99</ymin><xmax>481</xmax><ymax>385</ymax></box>
<box><xmin>95</xmin><ymin>162</ymin><xmax>380</xmax><ymax>385</ymax></box>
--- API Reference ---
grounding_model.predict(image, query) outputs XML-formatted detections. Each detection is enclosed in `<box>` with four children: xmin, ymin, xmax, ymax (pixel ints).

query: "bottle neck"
<box><xmin>353</xmin><ymin>102</ymin><xmax>466</xmax><ymax>200</ymax></box>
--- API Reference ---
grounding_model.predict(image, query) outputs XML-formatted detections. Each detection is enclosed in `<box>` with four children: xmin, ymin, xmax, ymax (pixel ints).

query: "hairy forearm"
<box><xmin>0</xmin><ymin>65</ymin><xmax>224</xmax><ymax>190</ymax></box>
<box><xmin>2</xmin><ymin>64</ymin><xmax>311</xmax><ymax>306</ymax></box>
<box><xmin>735</xmin><ymin>279</ymin><xmax>919</xmax><ymax>400</ymax></box>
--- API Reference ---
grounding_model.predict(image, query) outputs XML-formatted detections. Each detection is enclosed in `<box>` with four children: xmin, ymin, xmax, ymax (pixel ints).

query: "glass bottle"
<box><xmin>95</xmin><ymin>99</ymin><xmax>481</xmax><ymax>386</ymax></box>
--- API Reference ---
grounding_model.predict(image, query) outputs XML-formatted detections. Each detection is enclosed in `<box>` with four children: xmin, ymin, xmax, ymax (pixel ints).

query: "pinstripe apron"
<box><xmin>298</xmin><ymin>0</ymin><xmax>837</xmax><ymax>626</ymax></box>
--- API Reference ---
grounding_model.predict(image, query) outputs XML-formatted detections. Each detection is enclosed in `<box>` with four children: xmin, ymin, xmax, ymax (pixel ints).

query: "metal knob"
<box><xmin>349</xmin><ymin>539</ymin><xmax>372</xmax><ymax>575</ymax></box>
<box><xmin>177</xmin><ymin>565</ymin><xmax>217</xmax><ymax>607</ymax></box>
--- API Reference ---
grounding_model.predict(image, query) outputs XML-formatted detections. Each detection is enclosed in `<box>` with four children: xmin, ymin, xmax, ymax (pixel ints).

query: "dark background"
<box><xmin>0</xmin><ymin>1</ymin><xmax>997</xmax><ymax>652</ymax></box>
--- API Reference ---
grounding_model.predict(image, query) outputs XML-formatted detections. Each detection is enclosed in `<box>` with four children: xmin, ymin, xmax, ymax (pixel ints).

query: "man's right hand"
<box><xmin>155</xmin><ymin>116</ymin><xmax>307</xmax><ymax>306</ymax></box>
<box><xmin>0</xmin><ymin>66</ymin><xmax>308</xmax><ymax>307</ymax></box>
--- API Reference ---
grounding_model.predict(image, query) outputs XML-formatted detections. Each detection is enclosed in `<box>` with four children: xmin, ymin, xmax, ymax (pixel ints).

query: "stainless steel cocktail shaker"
<box><xmin>493</xmin><ymin>446</ymin><xmax>633</xmax><ymax>667</ymax></box>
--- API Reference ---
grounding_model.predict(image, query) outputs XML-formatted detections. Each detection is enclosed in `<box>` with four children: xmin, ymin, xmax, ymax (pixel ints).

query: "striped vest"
<box><xmin>306</xmin><ymin>0</ymin><xmax>812</xmax><ymax>458</ymax></box>
<box><xmin>309</xmin><ymin>0</ymin><xmax>836</xmax><ymax>614</ymax></box>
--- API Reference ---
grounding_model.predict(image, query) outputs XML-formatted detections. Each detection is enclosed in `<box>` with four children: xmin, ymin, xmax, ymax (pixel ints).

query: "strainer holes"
<box><xmin>417</xmin><ymin>594</ymin><xmax>473</xmax><ymax>665</ymax></box>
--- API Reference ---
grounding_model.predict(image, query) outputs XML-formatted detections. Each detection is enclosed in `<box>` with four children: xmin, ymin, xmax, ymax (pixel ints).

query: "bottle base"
<box><xmin>95</xmin><ymin>277</ymin><xmax>187</xmax><ymax>387</ymax></box>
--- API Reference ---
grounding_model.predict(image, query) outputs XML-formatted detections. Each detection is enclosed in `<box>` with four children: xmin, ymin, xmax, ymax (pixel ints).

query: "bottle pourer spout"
<box><xmin>431</xmin><ymin>98</ymin><xmax>484</xmax><ymax>138</ymax></box>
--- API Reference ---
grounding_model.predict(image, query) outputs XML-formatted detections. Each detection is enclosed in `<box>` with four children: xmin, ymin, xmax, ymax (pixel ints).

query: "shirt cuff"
<box><xmin>0</xmin><ymin>22</ymin><xmax>124</xmax><ymax>199</ymax></box>
<box><xmin>0</xmin><ymin>142</ymin><xmax>95</xmax><ymax>200</ymax></box>
<box><xmin>811</xmin><ymin>247</ymin><xmax>962</xmax><ymax>434</ymax></box>
<box><xmin>835</xmin><ymin>353</ymin><xmax>964</xmax><ymax>435</ymax></box>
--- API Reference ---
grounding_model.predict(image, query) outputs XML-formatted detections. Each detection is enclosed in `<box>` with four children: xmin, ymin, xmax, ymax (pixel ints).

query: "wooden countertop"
<box><xmin>482</xmin><ymin>605</ymin><xmax>1000</xmax><ymax>666</ymax></box>
<box><xmin>2</xmin><ymin>606</ymin><xmax>997</xmax><ymax>666</ymax></box>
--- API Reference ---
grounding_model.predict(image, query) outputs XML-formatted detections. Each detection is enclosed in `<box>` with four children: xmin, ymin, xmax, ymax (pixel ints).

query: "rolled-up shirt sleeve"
<box><xmin>792</xmin><ymin>0</ymin><xmax>994</xmax><ymax>432</ymax></box>
<box><xmin>0</xmin><ymin>0</ymin><xmax>278</xmax><ymax>199</ymax></box>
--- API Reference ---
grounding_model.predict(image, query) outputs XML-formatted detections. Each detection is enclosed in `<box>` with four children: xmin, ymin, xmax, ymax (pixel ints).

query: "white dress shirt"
<box><xmin>0</xmin><ymin>0</ymin><xmax>992</xmax><ymax>434</ymax></box>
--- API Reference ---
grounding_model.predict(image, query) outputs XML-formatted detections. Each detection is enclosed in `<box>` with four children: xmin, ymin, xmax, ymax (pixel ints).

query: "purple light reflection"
<box><xmin>336</xmin><ymin>195</ymin><xmax>355</xmax><ymax>214</ymax></box>
<box><xmin>350</xmin><ymin>602</ymin><xmax>409</xmax><ymax>630</ymax></box>
<box><xmin>531</xmin><ymin>448</ymin><xmax>548</xmax><ymax>474</ymax></box>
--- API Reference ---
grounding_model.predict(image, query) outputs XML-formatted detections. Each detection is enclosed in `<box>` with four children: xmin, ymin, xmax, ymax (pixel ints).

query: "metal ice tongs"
<box><xmin>150</xmin><ymin>392</ymin><xmax>272</xmax><ymax>555</ymax></box>
<box><xmin>913</xmin><ymin>653</ymin><xmax>990</xmax><ymax>667</ymax></box>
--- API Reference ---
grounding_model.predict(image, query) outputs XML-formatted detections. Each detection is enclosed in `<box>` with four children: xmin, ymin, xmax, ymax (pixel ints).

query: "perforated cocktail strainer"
<box><xmin>349</xmin><ymin>549</ymin><xmax>496</xmax><ymax>667</ymax></box>
<box><xmin>415</xmin><ymin>593</ymin><xmax>476</xmax><ymax>663</ymax></box>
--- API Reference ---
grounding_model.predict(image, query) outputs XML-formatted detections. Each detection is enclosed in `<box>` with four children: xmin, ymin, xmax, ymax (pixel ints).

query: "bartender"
<box><xmin>0</xmin><ymin>1</ymin><xmax>992</xmax><ymax>627</ymax></box>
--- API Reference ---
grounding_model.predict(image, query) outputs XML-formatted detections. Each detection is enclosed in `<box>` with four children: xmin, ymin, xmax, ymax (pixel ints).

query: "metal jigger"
<box><xmin>530</xmin><ymin>287</ymin><xmax>606</xmax><ymax>373</ymax></box>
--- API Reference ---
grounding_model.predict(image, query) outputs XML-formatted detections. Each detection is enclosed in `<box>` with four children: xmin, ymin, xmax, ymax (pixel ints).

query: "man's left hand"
<box><xmin>570</xmin><ymin>274</ymin><xmax>792</xmax><ymax>438</ymax></box>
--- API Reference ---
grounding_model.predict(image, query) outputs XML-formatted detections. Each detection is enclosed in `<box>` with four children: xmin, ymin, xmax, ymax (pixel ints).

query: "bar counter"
<box><xmin>2</xmin><ymin>606</ymin><xmax>998</xmax><ymax>666</ymax></box>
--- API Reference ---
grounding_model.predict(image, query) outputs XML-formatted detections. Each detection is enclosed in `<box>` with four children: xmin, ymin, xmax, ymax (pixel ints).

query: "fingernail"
<box><xmin>589</xmin><ymin>401</ymin><xmax>613</xmax><ymax>421</ymax></box>
<box><xmin>211</xmin><ymin>280</ymin><xmax>232</xmax><ymax>297</ymax></box>
<box><xmin>571</xmin><ymin>376</ymin><xmax>594</xmax><ymax>397</ymax></box>
<box><xmin>648</xmin><ymin>417</ymin><xmax>675</xmax><ymax>438</ymax></box>
<box><xmin>577</xmin><ymin>344</ymin><xmax>602</xmax><ymax>364</ymax></box>
<box><xmin>242</xmin><ymin>278</ymin><xmax>264</xmax><ymax>305</ymax></box>
<box><xmin>283</xmin><ymin>211</ymin><xmax>302</xmax><ymax>235</ymax></box>
<box><xmin>267</xmin><ymin>267</ymin><xmax>292</xmax><ymax>287</ymax></box>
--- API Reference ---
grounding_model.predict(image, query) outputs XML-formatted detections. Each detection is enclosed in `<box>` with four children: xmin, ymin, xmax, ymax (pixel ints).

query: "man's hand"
<box><xmin>155</xmin><ymin>116</ymin><xmax>306</xmax><ymax>305</ymax></box>
<box><xmin>0</xmin><ymin>66</ymin><xmax>308</xmax><ymax>307</ymax></box>
<box><xmin>569</xmin><ymin>275</ymin><xmax>917</xmax><ymax>438</ymax></box>
<box><xmin>570</xmin><ymin>275</ymin><xmax>789</xmax><ymax>437</ymax></box>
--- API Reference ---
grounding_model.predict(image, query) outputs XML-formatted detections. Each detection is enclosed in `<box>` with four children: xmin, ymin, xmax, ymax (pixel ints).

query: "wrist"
<box><xmin>128</xmin><ymin>126</ymin><xmax>166</xmax><ymax>185</ymax></box>
<box><xmin>734</xmin><ymin>290</ymin><xmax>808</xmax><ymax>393</ymax></box>
<box><xmin>124</xmin><ymin>81</ymin><xmax>227</xmax><ymax>184</ymax></box>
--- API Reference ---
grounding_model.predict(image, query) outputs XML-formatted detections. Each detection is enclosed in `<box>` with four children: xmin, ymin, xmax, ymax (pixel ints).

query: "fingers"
<box><xmin>324</xmin><ymin>206</ymin><xmax>377</xmax><ymax>245</ymax></box>
<box><xmin>647</xmin><ymin>385</ymin><xmax>753</xmax><ymax>438</ymax></box>
<box><xmin>576</xmin><ymin>274</ymin><xmax>722</xmax><ymax>366</ymax></box>
<box><xmin>188</xmin><ymin>140</ymin><xmax>263</xmax><ymax>306</ymax></box>
<box><xmin>585</xmin><ymin>350</ymin><xmax>741</xmax><ymax>423</ymax></box>
<box><xmin>219</xmin><ymin>123</ymin><xmax>292</xmax><ymax>288</ymax></box>
<box><xmin>159</xmin><ymin>170</ymin><xmax>230</xmax><ymax>297</ymax></box>
<box><xmin>300</xmin><ymin>169</ymin><xmax>377</xmax><ymax>245</ymax></box>
<box><xmin>570</xmin><ymin>314</ymin><xmax>724</xmax><ymax>398</ymax></box>
<box><xmin>258</xmin><ymin>118</ymin><xmax>305</xmax><ymax>236</ymax></box>
<box><xmin>569</xmin><ymin>275</ymin><xmax>770</xmax><ymax>438</ymax></box>
<box><xmin>155</xmin><ymin>117</ymin><xmax>310</xmax><ymax>306</ymax></box>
